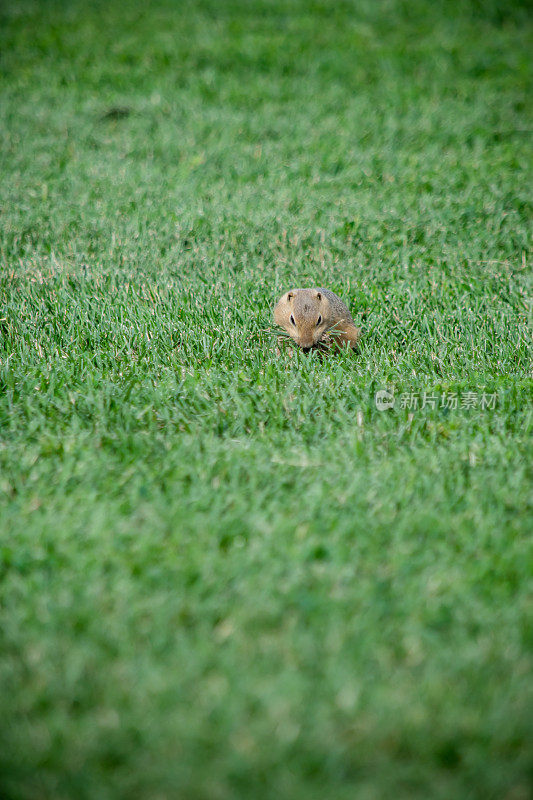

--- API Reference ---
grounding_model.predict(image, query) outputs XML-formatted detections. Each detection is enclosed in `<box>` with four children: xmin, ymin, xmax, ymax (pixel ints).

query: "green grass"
<box><xmin>0</xmin><ymin>0</ymin><xmax>532</xmax><ymax>798</ymax></box>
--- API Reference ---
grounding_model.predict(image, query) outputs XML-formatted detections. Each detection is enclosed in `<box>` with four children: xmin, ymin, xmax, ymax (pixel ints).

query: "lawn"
<box><xmin>0</xmin><ymin>0</ymin><xmax>532</xmax><ymax>798</ymax></box>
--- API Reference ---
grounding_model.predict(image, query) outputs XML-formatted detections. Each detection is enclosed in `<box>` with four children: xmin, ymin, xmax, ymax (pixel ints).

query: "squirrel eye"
<box><xmin>316</xmin><ymin>315</ymin><xmax>322</xmax><ymax>326</ymax></box>
<box><xmin>290</xmin><ymin>314</ymin><xmax>296</xmax><ymax>326</ymax></box>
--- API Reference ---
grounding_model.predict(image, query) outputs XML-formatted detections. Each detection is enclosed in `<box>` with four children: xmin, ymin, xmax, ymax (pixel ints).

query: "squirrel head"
<box><xmin>273</xmin><ymin>288</ymin><xmax>330</xmax><ymax>351</ymax></box>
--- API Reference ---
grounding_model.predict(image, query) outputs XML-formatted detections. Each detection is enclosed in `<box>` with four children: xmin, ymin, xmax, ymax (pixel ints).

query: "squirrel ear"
<box><xmin>316</xmin><ymin>292</ymin><xmax>322</xmax><ymax>301</ymax></box>
<box><xmin>287</xmin><ymin>292</ymin><xmax>293</xmax><ymax>301</ymax></box>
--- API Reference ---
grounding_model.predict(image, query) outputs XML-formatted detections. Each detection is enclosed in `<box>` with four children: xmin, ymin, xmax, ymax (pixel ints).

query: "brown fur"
<box><xmin>273</xmin><ymin>287</ymin><xmax>360</xmax><ymax>351</ymax></box>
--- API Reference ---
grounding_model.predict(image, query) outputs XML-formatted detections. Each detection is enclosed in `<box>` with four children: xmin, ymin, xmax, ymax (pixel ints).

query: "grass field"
<box><xmin>1</xmin><ymin>0</ymin><xmax>532</xmax><ymax>798</ymax></box>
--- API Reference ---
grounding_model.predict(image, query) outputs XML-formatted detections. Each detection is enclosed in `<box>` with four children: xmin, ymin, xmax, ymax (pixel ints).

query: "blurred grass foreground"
<box><xmin>0</xmin><ymin>1</ymin><xmax>532</xmax><ymax>799</ymax></box>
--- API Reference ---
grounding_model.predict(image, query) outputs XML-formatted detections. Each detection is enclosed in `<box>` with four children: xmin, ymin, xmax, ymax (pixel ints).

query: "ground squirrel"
<box><xmin>273</xmin><ymin>288</ymin><xmax>360</xmax><ymax>352</ymax></box>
